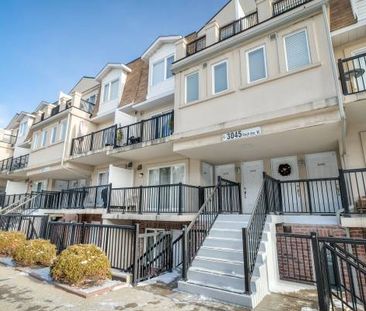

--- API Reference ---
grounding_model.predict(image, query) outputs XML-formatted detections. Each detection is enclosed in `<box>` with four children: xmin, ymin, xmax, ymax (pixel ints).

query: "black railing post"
<box><xmin>218</xmin><ymin>177</ymin><xmax>223</xmax><ymax>214</ymax></box>
<box><xmin>182</xmin><ymin>225</ymin><xmax>187</xmax><ymax>280</ymax></box>
<box><xmin>277</xmin><ymin>179</ymin><xmax>283</xmax><ymax>214</ymax></box>
<box><xmin>126</xmin><ymin>126</ymin><xmax>130</xmax><ymax>145</ymax></box>
<box><xmin>338</xmin><ymin>169</ymin><xmax>349</xmax><ymax>213</ymax></box>
<box><xmin>238</xmin><ymin>183</ymin><xmax>243</xmax><ymax>214</ymax></box>
<box><xmin>70</xmin><ymin>138</ymin><xmax>75</xmax><ymax>156</ymax></box>
<box><xmin>140</xmin><ymin>120</ymin><xmax>144</xmax><ymax>142</ymax></box>
<box><xmin>138</xmin><ymin>186</ymin><xmax>143</xmax><ymax>214</ymax></box>
<box><xmin>338</xmin><ymin>59</ymin><xmax>348</xmax><ymax>95</ymax></box>
<box><xmin>263</xmin><ymin>173</ymin><xmax>269</xmax><ymax>213</ymax></box>
<box><xmin>157</xmin><ymin>186</ymin><xmax>161</xmax><ymax>215</ymax></box>
<box><xmin>198</xmin><ymin>186</ymin><xmax>204</xmax><ymax>210</ymax></box>
<box><xmin>107</xmin><ymin>183</ymin><xmax>112</xmax><ymax>213</ymax></box>
<box><xmin>113</xmin><ymin>125</ymin><xmax>118</xmax><ymax>148</ymax></box>
<box><xmin>178</xmin><ymin>183</ymin><xmax>183</xmax><ymax>215</ymax></box>
<box><xmin>132</xmin><ymin>223</ymin><xmax>140</xmax><ymax>285</ymax></box>
<box><xmin>310</xmin><ymin>232</ymin><xmax>329</xmax><ymax>311</ymax></box>
<box><xmin>90</xmin><ymin>133</ymin><xmax>94</xmax><ymax>151</ymax></box>
<box><xmin>306</xmin><ymin>180</ymin><xmax>313</xmax><ymax>214</ymax></box>
<box><xmin>242</xmin><ymin>227</ymin><xmax>251</xmax><ymax>294</ymax></box>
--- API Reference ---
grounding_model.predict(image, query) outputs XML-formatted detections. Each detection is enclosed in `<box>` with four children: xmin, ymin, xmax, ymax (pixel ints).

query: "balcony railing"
<box><xmin>9</xmin><ymin>154</ymin><xmax>29</xmax><ymax>172</ymax></box>
<box><xmin>272</xmin><ymin>0</ymin><xmax>312</xmax><ymax>16</ymax></box>
<box><xmin>186</xmin><ymin>36</ymin><xmax>206</xmax><ymax>56</ymax></box>
<box><xmin>70</xmin><ymin>111</ymin><xmax>174</xmax><ymax>156</ymax></box>
<box><xmin>338</xmin><ymin>53</ymin><xmax>366</xmax><ymax>95</ymax></box>
<box><xmin>219</xmin><ymin>12</ymin><xmax>258</xmax><ymax>41</ymax></box>
<box><xmin>0</xmin><ymin>157</ymin><xmax>13</xmax><ymax>173</ymax></box>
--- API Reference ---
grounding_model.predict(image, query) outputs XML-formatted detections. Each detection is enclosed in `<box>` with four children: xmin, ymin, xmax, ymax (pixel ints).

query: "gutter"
<box><xmin>321</xmin><ymin>4</ymin><xmax>347</xmax><ymax>164</ymax></box>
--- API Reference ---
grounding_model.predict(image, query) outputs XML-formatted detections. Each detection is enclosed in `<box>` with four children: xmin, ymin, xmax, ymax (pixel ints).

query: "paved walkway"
<box><xmin>0</xmin><ymin>265</ymin><xmax>319</xmax><ymax>311</ymax></box>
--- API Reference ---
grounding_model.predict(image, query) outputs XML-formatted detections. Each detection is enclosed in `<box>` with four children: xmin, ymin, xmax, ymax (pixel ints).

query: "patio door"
<box><xmin>305</xmin><ymin>152</ymin><xmax>340</xmax><ymax>213</ymax></box>
<box><xmin>215</xmin><ymin>164</ymin><xmax>236</xmax><ymax>182</ymax></box>
<box><xmin>241</xmin><ymin>160</ymin><xmax>264</xmax><ymax>214</ymax></box>
<box><xmin>148</xmin><ymin>164</ymin><xmax>185</xmax><ymax>213</ymax></box>
<box><xmin>96</xmin><ymin>171</ymin><xmax>109</xmax><ymax>208</ymax></box>
<box><xmin>271</xmin><ymin>156</ymin><xmax>301</xmax><ymax>212</ymax></box>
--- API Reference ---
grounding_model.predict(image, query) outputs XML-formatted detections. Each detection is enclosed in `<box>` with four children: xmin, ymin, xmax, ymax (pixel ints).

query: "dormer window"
<box><xmin>103</xmin><ymin>79</ymin><xmax>119</xmax><ymax>102</ymax></box>
<box><xmin>18</xmin><ymin>121</ymin><xmax>28</xmax><ymax>137</ymax></box>
<box><xmin>152</xmin><ymin>55</ymin><xmax>175</xmax><ymax>86</ymax></box>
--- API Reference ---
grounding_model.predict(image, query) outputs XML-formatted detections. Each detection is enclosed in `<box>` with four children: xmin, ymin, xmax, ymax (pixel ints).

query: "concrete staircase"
<box><xmin>178</xmin><ymin>214</ymin><xmax>271</xmax><ymax>308</ymax></box>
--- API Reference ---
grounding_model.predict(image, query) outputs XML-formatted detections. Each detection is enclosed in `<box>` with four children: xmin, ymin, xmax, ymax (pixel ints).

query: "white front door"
<box><xmin>215</xmin><ymin>164</ymin><xmax>236</xmax><ymax>182</ymax></box>
<box><xmin>241</xmin><ymin>160</ymin><xmax>264</xmax><ymax>214</ymax></box>
<box><xmin>305</xmin><ymin>151</ymin><xmax>340</xmax><ymax>213</ymax></box>
<box><xmin>201</xmin><ymin>162</ymin><xmax>214</xmax><ymax>186</ymax></box>
<box><xmin>271</xmin><ymin>156</ymin><xmax>300</xmax><ymax>212</ymax></box>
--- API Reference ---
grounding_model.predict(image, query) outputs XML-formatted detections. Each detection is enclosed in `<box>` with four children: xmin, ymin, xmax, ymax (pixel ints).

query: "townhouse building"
<box><xmin>0</xmin><ymin>0</ymin><xmax>365</xmax><ymax>308</ymax></box>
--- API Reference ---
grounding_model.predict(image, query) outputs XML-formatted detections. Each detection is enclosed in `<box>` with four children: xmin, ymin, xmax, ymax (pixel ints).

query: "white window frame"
<box><xmin>185</xmin><ymin>71</ymin><xmax>199</xmax><ymax>104</ymax></box>
<box><xmin>102</xmin><ymin>79</ymin><xmax>119</xmax><ymax>103</ymax></box>
<box><xmin>212</xmin><ymin>60</ymin><xmax>229</xmax><ymax>95</ymax></box>
<box><xmin>41</xmin><ymin>130</ymin><xmax>48</xmax><ymax>147</ymax></box>
<box><xmin>50</xmin><ymin>126</ymin><xmax>57</xmax><ymax>144</ymax></box>
<box><xmin>59</xmin><ymin>120</ymin><xmax>67</xmax><ymax>141</ymax></box>
<box><xmin>147</xmin><ymin>163</ymin><xmax>186</xmax><ymax>185</ymax></box>
<box><xmin>18</xmin><ymin>121</ymin><xmax>27</xmax><ymax>137</ymax></box>
<box><xmin>283</xmin><ymin>29</ymin><xmax>311</xmax><ymax>72</ymax></box>
<box><xmin>246</xmin><ymin>45</ymin><xmax>268</xmax><ymax>83</ymax></box>
<box><xmin>151</xmin><ymin>54</ymin><xmax>175</xmax><ymax>86</ymax></box>
<box><xmin>33</xmin><ymin>132</ymin><xmax>39</xmax><ymax>150</ymax></box>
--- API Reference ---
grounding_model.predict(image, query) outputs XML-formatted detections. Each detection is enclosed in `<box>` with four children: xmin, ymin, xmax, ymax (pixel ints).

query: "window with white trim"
<box><xmin>33</xmin><ymin>133</ymin><xmax>39</xmax><ymax>150</ymax></box>
<box><xmin>151</xmin><ymin>55</ymin><xmax>175</xmax><ymax>86</ymax></box>
<box><xmin>185</xmin><ymin>72</ymin><xmax>199</xmax><ymax>103</ymax></box>
<box><xmin>59</xmin><ymin>120</ymin><xmax>67</xmax><ymax>141</ymax></box>
<box><xmin>102</xmin><ymin>79</ymin><xmax>119</xmax><ymax>102</ymax></box>
<box><xmin>246</xmin><ymin>46</ymin><xmax>267</xmax><ymax>82</ymax></box>
<box><xmin>18</xmin><ymin>121</ymin><xmax>28</xmax><ymax>137</ymax></box>
<box><xmin>41</xmin><ymin>130</ymin><xmax>48</xmax><ymax>147</ymax></box>
<box><xmin>212</xmin><ymin>60</ymin><xmax>228</xmax><ymax>94</ymax></box>
<box><xmin>284</xmin><ymin>29</ymin><xmax>310</xmax><ymax>71</ymax></box>
<box><xmin>50</xmin><ymin>126</ymin><xmax>57</xmax><ymax>144</ymax></box>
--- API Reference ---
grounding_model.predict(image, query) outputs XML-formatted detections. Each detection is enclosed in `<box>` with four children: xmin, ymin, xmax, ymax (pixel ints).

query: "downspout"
<box><xmin>321</xmin><ymin>3</ymin><xmax>347</xmax><ymax>166</ymax></box>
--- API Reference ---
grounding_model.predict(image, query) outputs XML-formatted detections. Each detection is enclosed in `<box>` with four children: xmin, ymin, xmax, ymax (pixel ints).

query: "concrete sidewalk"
<box><xmin>0</xmin><ymin>265</ymin><xmax>318</xmax><ymax>311</ymax></box>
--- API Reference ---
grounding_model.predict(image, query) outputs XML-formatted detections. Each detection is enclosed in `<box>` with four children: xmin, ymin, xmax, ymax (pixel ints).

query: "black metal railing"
<box><xmin>182</xmin><ymin>177</ymin><xmax>241</xmax><ymax>279</ymax></box>
<box><xmin>0</xmin><ymin>215</ymin><xmax>49</xmax><ymax>239</ymax></box>
<box><xmin>109</xmin><ymin>183</ymin><xmax>200</xmax><ymax>214</ymax></box>
<box><xmin>47</xmin><ymin>221</ymin><xmax>137</xmax><ymax>272</ymax></box>
<box><xmin>338</xmin><ymin>53</ymin><xmax>366</xmax><ymax>95</ymax></box>
<box><xmin>115</xmin><ymin>111</ymin><xmax>174</xmax><ymax>148</ymax></box>
<box><xmin>71</xmin><ymin>125</ymin><xmax>116</xmax><ymax>156</ymax></box>
<box><xmin>172</xmin><ymin>233</ymin><xmax>184</xmax><ymax>269</ymax></box>
<box><xmin>80</xmin><ymin>99</ymin><xmax>96</xmax><ymax>114</ymax></box>
<box><xmin>342</xmin><ymin>168</ymin><xmax>366</xmax><ymax>213</ymax></box>
<box><xmin>273</xmin><ymin>0</ymin><xmax>313</xmax><ymax>16</ymax></box>
<box><xmin>186</xmin><ymin>36</ymin><xmax>206</xmax><ymax>56</ymax></box>
<box><xmin>0</xmin><ymin>157</ymin><xmax>13</xmax><ymax>172</ymax></box>
<box><xmin>219</xmin><ymin>12</ymin><xmax>258</xmax><ymax>41</ymax></box>
<box><xmin>9</xmin><ymin>154</ymin><xmax>29</xmax><ymax>172</ymax></box>
<box><xmin>242</xmin><ymin>174</ymin><xmax>269</xmax><ymax>294</ymax></box>
<box><xmin>276</xmin><ymin>232</ymin><xmax>366</xmax><ymax>311</ymax></box>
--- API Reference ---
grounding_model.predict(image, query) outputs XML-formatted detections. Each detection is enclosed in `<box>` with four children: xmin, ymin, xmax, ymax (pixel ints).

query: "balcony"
<box><xmin>0</xmin><ymin>133</ymin><xmax>17</xmax><ymax>145</ymax></box>
<box><xmin>70</xmin><ymin>111</ymin><xmax>174</xmax><ymax>158</ymax></box>
<box><xmin>0</xmin><ymin>157</ymin><xmax>13</xmax><ymax>173</ymax></box>
<box><xmin>338</xmin><ymin>52</ymin><xmax>366</xmax><ymax>96</ymax></box>
<box><xmin>9</xmin><ymin>154</ymin><xmax>29</xmax><ymax>172</ymax></box>
<box><xmin>219</xmin><ymin>12</ymin><xmax>258</xmax><ymax>41</ymax></box>
<box><xmin>186</xmin><ymin>36</ymin><xmax>206</xmax><ymax>57</ymax></box>
<box><xmin>272</xmin><ymin>0</ymin><xmax>313</xmax><ymax>16</ymax></box>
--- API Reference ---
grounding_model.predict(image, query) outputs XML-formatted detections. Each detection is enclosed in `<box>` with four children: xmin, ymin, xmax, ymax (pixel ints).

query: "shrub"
<box><xmin>13</xmin><ymin>239</ymin><xmax>56</xmax><ymax>267</ymax></box>
<box><xmin>0</xmin><ymin>231</ymin><xmax>26</xmax><ymax>256</ymax></box>
<box><xmin>51</xmin><ymin>244</ymin><xmax>111</xmax><ymax>287</ymax></box>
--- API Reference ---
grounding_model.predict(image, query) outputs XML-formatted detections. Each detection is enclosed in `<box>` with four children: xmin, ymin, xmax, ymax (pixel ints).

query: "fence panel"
<box><xmin>0</xmin><ymin>215</ymin><xmax>48</xmax><ymax>239</ymax></box>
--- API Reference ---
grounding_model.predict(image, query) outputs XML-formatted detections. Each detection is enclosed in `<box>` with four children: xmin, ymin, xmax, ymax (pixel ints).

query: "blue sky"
<box><xmin>0</xmin><ymin>0</ymin><xmax>227</xmax><ymax>127</ymax></box>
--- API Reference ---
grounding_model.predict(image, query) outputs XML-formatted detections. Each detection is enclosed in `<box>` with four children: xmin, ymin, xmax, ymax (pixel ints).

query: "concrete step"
<box><xmin>209</xmin><ymin>228</ymin><xmax>242</xmax><ymax>239</ymax></box>
<box><xmin>216</xmin><ymin>214</ymin><xmax>251</xmax><ymax>222</ymax></box>
<box><xmin>213</xmin><ymin>221</ymin><xmax>247</xmax><ymax>229</ymax></box>
<box><xmin>204</xmin><ymin>237</ymin><xmax>242</xmax><ymax>250</ymax></box>
<box><xmin>192</xmin><ymin>257</ymin><xmax>244</xmax><ymax>277</ymax></box>
<box><xmin>198</xmin><ymin>246</ymin><xmax>243</xmax><ymax>262</ymax></box>
<box><xmin>178</xmin><ymin>281</ymin><xmax>253</xmax><ymax>308</ymax></box>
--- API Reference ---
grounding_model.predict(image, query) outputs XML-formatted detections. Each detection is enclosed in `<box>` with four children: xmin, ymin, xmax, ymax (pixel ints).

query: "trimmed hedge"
<box><xmin>51</xmin><ymin>244</ymin><xmax>111</xmax><ymax>287</ymax></box>
<box><xmin>13</xmin><ymin>239</ymin><xmax>56</xmax><ymax>267</ymax></box>
<box><xmin>0</xmin><ymin>231</ymin><xmax>26</xmax><ymax>256</ymax></box>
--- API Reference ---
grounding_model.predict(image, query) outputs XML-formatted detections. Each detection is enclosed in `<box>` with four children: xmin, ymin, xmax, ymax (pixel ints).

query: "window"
<box><xmin>87</xmin><ymin>95</ymin><xmax>96</xmax><ymax>104</ymax></box>
<box><xmin>247</xmin><ymin>46</ymin><xmax>267</xmax><ymax>82</ymax></box>
<box><xmin>103</xmin><ymin>79</ymin><xmax>119</xmax><ymax>102</ymax></box>
<box><xmin>18</xmin><ymin>121</ymin><xmax>28</xmax><ymax>137</ymax></box>
<box><xmin>186</xmin><ymin>72</ymin><xmax>199</xmax><ymax>103</ymax></box>
<box><xmin>284</xmin><ymin>29</ymin><xmax>310</xmax><ymax>71</ymax></box>
<box><xmin>212</xmin><ymin>60</ymin><xmax>228</xmax><ymax>94</ymax></box>
<box><xmin>166</xmin><ymin>55</ymin><xmax>174</xmax><ymax>79</ymax></box>
<box><xmin>151</xmin><ymin>55</ymin><xmax>175</xmax><ymax>86</ymax></box>
<box><xmin>103</xmin><ymin>83</ymin><xmax>110</xmax><ymax>102</ymax></box>
<box><xmin>50</xmin><ymin>126</ymin><xmax>57</xmax><ymax>144</ymax></box>
<box><xmin>110</xmin><ymin>79</ymin><xmax>119</xmax><ymax>100</ymax></box>
<box><xmin>41</xmin><ymin>130</ymin><xmax>48</xmax><ymax>147</ymax></box>
<box><xmin>148</xmin><ymin>164</ymin><xmax>185</xmax><ymax>185</ymax></box>
<box><xmin>59</xmin><ymin>120</ymin><xmax>67</xmax><ymax>141</ymax></box>
<box><xmin>33</xmin><ymin>133</ymin><xmax>39</xmax><ymax>149</ymax></box>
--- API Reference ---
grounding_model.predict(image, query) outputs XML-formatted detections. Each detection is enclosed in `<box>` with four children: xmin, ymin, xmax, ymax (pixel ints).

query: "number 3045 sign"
<box><xmin>223</xmin><ymin>127</ymin><xmax>262</xmax><ymax>142</ymax></box>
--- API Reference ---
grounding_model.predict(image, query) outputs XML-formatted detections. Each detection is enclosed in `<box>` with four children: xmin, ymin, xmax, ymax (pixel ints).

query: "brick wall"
<box><xmin>330</xmin><ymin>0</ymin><xmax>356</xmax><ymax>32</ymax></box>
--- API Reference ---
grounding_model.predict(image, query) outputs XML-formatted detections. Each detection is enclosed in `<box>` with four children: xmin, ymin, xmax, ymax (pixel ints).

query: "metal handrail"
<box><xmin>1</xmin><ymin>194</ymin><xmax>41</xmax><ymax>215</ymax></box>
